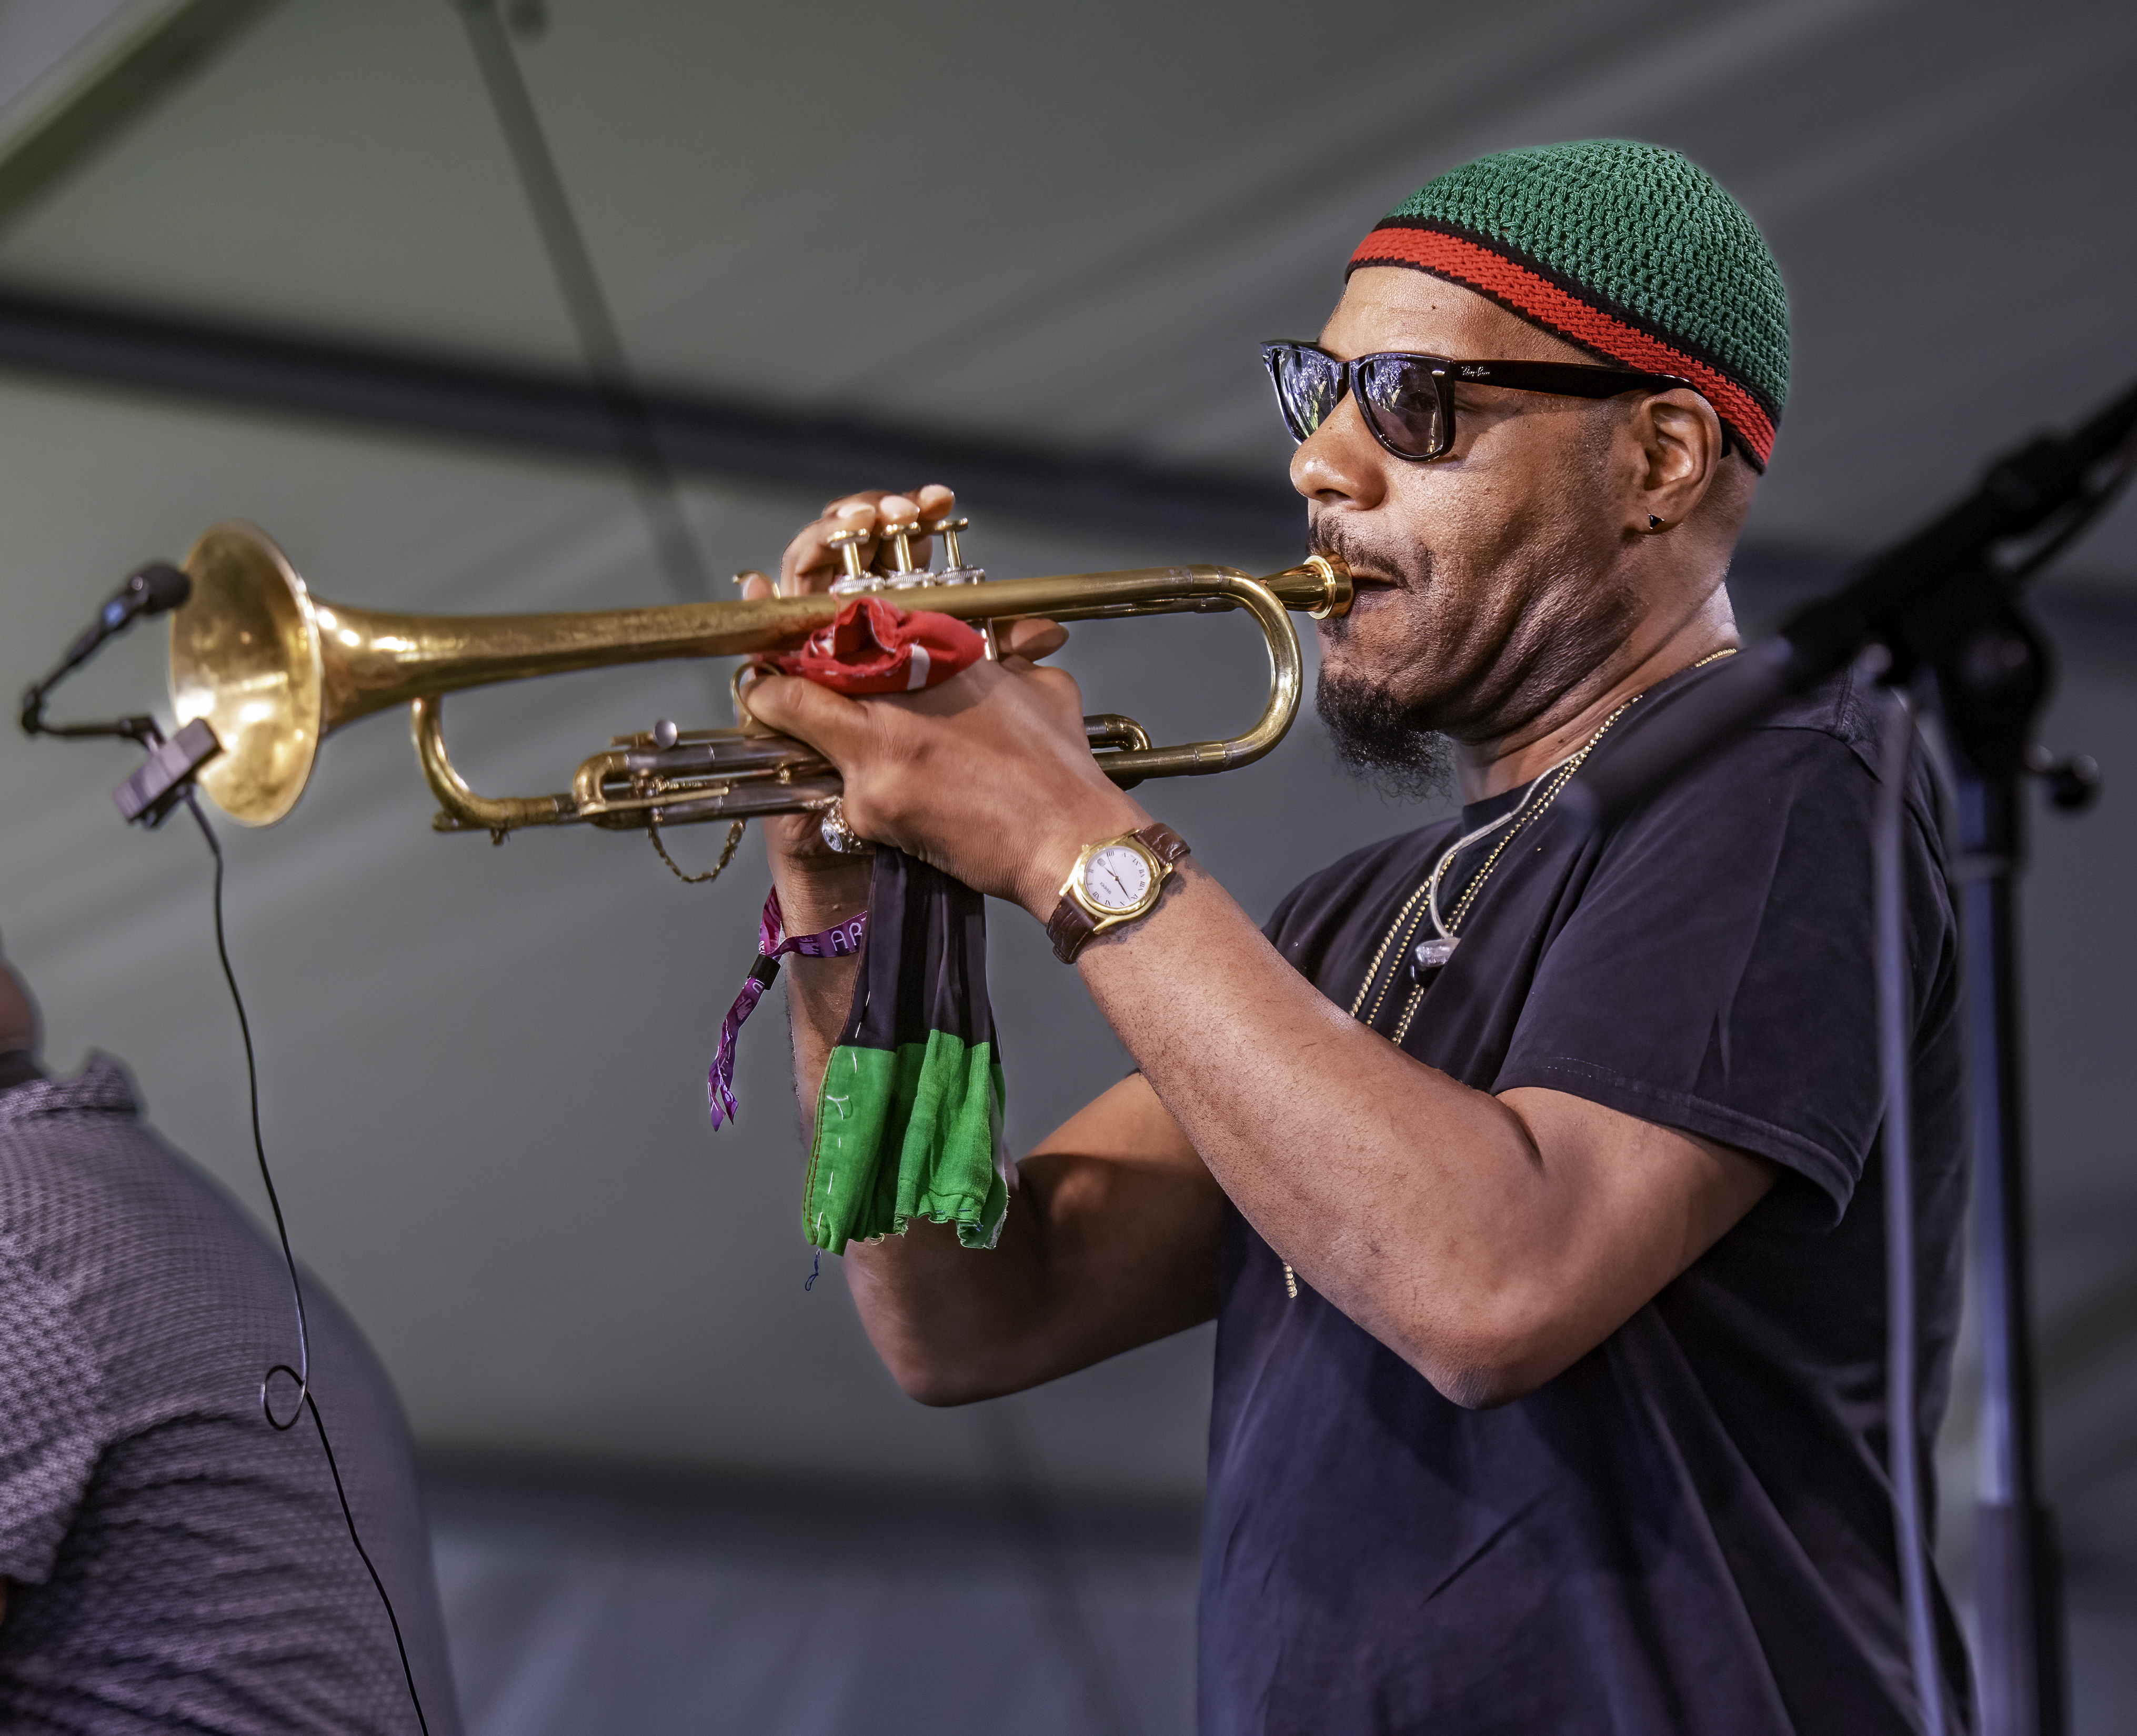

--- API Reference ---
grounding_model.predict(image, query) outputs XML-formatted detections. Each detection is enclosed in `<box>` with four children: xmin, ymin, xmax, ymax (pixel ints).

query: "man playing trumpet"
<box><xmin>740</xmin><ymin>141</ymin><xmax>1966</xmax><ymax>1732</ymax></box>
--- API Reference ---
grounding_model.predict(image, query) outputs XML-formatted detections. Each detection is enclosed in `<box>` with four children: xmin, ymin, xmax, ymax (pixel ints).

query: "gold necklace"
<box><xmin>1280</xmin><ymin>647</ymin><xmax>1737</xmax><ymax>1301</ymax></box>
<box><xmin>1387</xmin><ymin>697</ymin><xmax>1636</xmax><ymax>1043</ymax></box>
<box><xmin>1393</xmin><ymin>646</ymin><xmax>1739</xmax><ymax>1039</ymax></box>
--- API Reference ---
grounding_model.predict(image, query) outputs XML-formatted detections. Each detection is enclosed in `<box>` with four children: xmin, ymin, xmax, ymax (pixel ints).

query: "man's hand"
<box><xmin>737</xmin><ymin>487</ymin><xmax>948</xmax><ymax>934</ymax></box>
<box><xmin>741</xmin><ymin>485</ymin><xmax>1778</xmax><ymax>1419</ymax></box>
<box><xmin>743</xmin><ymin>486</ymin><xmax>1139</xmax><ymax>918</ymax></box>
<box><xmin>747</xmin><ymin>485</ymin><xmax>1116</xmax><ymax>1138</ymax></box>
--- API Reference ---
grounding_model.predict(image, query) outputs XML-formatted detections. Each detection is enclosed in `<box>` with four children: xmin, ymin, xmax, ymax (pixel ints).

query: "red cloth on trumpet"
<box><xmin>775</xmin><ymin>598</ymin><xmax>986</xmax><ymax>695</ymax></box>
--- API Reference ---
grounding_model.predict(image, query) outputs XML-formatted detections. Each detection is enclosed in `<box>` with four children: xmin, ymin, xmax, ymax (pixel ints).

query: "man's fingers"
<box><xmin>818</xmin><ymin>490</ymin><xmax>881</xmax><ymax>518</ymax></box>
<box><xmin>782</xmin><ymin>496</ymin><xmax>886</xmax><ymax>596</ymax></box>
<box><xmin>742</xmin><ymin>672</ymin><xmax>872</xmax><ymax>764</ymax></box>
<box><xmin>999</xmin><ymin>618</ymin><xmax>1068</xmax><ymax>661</ymax></box>
<box><xmin>731</xmin><ymin>660</ymin><xmax>778</xmax><ymax>726</ymax></box>
<box><xmin>907</xmin><ymin>483</ymin><xmax>956</xmax><ymax>569</ymax></box>
<box><xmin>870</xmin><ymin>485</ymin><xmax>958</xmax><ymax>570</ymax></box>
<box><xmin>751</xmin><ymin>653</ymin><xmax>1079</xmax><ymax>762</ymax></box>
<box><xmin>780</xmin><ymin>487</ymin><xmax>961</xmax><ymax>596</ymax></box>
<box><xmin>1015</xmin><ymin>661</ymin><xmax>1087</xmax><ymax>716</ymax></box>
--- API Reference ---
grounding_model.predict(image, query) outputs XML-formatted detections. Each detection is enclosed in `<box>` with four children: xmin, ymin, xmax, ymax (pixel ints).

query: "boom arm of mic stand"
<box><xmin>18</xmin><ymin>695</ymin><xmax>164</xmax><ymax>744</ymax></box>
<box><xmin>1563</xmin><ymin>375</ymin><xmax>2137</xmax><ymax>828</ymax></box>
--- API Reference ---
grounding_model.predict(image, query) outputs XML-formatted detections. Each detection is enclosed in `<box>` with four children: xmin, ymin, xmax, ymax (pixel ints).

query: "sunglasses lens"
<box><xmin>1268</xmin><ymin>346</ymin><xmax>1342</xmax><ymax>441</ymax></box>
<box><xmin>1356</xmin><ymin>355</ymin><xmax>1446</xmax><ymax>457</ymax></box>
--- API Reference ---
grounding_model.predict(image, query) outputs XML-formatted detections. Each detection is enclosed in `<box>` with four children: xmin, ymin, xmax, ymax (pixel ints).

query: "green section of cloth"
<box><xmin>804</xmin><ymin>1032</ymin><xmax>1009</xmax><ymax>1255</ymax></box>
<box><xmin>1380</xmin><ymin>140</ymin><xmax>1789</xmax><ymax>416</ymax></box>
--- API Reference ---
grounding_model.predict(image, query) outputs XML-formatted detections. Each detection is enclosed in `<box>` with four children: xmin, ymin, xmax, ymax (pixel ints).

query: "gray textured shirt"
<box><xmin>0</xmin><ymin>1055</ymin><xmax>461</xmax><ymax>1733</ymax></box>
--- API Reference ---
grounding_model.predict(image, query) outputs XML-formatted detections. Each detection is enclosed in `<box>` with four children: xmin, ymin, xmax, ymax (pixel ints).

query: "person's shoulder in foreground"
<box><xmin>0</xmin><ymin>952</ymin><xmax>463</xmax><ymax>1734</ymax></box>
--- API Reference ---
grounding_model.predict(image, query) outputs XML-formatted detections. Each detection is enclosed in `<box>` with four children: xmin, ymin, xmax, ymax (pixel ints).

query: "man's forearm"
<box><xmin>772</xmin><ymin>851</ymin><xmax>1222</xmax><ymax>1404</ymax></box>
<box><xmin>767</xmin><ymin>848</ymin><xmax>1068</xmax><ymax>1399</ymax></box>
<box><xmin>1064</xmin><ymin>861</ymin><xmax>1751</xmax><ymax>1403</ymax></box>
<box><xmin>775</xmin><ymin>833</ymin><xmax>1568</xmax><ymax>1400</ymax></box>
<box><xmin>780</xmin><ymin>951</ymin><xmax>860</xmax><ymax>1137</ymax></box>
<box><xmin>768</xmin><ymin>854</ymin><xmax>868</xmax><ymax>1137</ymax></box>
<box><xmin>841</xmin><ymin>1108</ymin><xmax>1225</xmax><ymax>1406</ymax></box>
<box><xmin>1070</xmin><ymin>869</ymin><xmax>1510</xmax><ymax>1348</ymax></box>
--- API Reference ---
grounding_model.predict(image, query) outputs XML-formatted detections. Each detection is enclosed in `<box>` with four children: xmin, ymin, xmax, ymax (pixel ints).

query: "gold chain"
<box><xmin>1439</xmin><ymin>702</ymin><xmax>1634</xmax><ymax>931</ymax></box>
<box><xmin>1392</xmin><ymin>647</ymin><xmax>1738</xmax><ymax>1045</ymax></box>
<box><xmin>1348</xmin><ymin>877</ymin><xmax>1436</xmax><ymax>1025</ymax></box>
<box><xmin>648</xmin><ymin>817</ymin><xmax>746</xmax><ymax>885</ymax></box>
<box><xmin>1387</xmin><ymin>703</ymin><xmax>1633</xmax><ymax>1043</ymax></box>
<box><xmin>1288</xmin><ymin>648</ymin><xmax>1737</xmax><ymax>1300</ymax></box>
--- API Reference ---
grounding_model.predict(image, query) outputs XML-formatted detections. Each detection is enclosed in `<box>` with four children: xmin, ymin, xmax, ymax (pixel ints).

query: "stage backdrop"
<box><xmin>0</xmin><ymin>0</ymin><xmax>2132</xmax><ymax>1728</ymax></box>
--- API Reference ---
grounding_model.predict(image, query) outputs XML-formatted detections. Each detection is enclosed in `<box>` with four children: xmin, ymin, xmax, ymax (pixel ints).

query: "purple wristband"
<box><xmin>707</xmin><ymin>887</ymin><xmax>868</xmax><ymax>1130</ymax></box>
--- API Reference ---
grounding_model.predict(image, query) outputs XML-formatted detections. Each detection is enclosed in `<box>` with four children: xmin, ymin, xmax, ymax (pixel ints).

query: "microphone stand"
<box><xmin>19</xmin><ymin>562</ymin><xmax>222</xmax><ymax>828</ymax></box>
<box><xmin>1567</xmin><ymin>376</ymin><xmax>2137</xmax><ymax>1736</ymax></box>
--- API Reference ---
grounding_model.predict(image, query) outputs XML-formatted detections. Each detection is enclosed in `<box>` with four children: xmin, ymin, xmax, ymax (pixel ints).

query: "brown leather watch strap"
<box><xmin>1045</xmin><ymin>896</ymin><xmax>1097</xmax><ymax>966</ymax></box>
<box><xmin>1136</xmin><ymin>821</ymin><xmax>1190</xmax><ymax>865</ymax></box>
<box><xmin>1047</xmin><ymin>823</ymin><xmax>1190</xmax><ymax>965</ymax></box>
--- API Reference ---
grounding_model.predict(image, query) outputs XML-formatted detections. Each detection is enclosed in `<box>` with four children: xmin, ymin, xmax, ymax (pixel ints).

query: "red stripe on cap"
<box><xmin>1349</xmin><ymin>227</ymin><xmax>1776</xmax><ymax>466</ymax></box>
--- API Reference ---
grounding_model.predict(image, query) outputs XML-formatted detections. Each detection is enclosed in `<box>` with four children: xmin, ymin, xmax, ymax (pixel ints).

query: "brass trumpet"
<box><xmin>166</xmin><ymin>520</ymin><xmax>1351</xmax><ymax>842</ymax></box>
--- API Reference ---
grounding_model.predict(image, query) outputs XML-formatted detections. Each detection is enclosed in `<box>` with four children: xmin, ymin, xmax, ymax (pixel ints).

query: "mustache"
<box><xmin>1308</xmin><ymin>518</ymin><xmax>1420</xmax><ymax>588</ymax></box>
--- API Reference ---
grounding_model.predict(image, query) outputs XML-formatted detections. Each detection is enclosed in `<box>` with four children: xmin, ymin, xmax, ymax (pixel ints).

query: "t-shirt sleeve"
<box><xmin>1261</xmin><ymin>880</ymin><xmax>1307</xmax><ymax>947</ymax></box>
<box><xmin>1493</xmin><ymin>724</ymin><xmax>1929</xmax><ymax>1223</ymax></box>
<box><xmin>0</xmin><ymin>1231</ymin><xmax>109</xmax><ymax>1583</ymax></box>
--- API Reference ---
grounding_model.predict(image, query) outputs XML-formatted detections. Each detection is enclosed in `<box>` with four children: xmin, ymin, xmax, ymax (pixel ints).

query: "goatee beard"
<box><xmin>1315</xmin><ymin>666</ymin><xmax>1454</xmax><ymax>802</ymax></box>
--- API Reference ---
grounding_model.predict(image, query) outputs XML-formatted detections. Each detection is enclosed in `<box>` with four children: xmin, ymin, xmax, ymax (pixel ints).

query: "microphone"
<box><xmin>20</xmin><ymin>556</ymin><xmax>222</xmax><ymax>829</ymax></box>
<box><xmin>61</xmin><ymin>563</ymin><xmax>192</xmax><ymax>675</ymax></box>
<box><xmin>20</xmin><ymin>563</ymin><xmax>190</xmax><ymax>739</ymax></box>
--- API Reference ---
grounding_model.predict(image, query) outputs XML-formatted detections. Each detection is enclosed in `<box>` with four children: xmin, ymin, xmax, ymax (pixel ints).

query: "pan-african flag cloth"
<box><xmin>801</xmin><ymin>846</ymin><xmax>1008</xmax><ymax>1255</ymax></box>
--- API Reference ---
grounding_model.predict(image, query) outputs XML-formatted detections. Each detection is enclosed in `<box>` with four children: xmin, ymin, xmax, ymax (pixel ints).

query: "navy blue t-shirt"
<box><xmin>1198</xmin><ymin>660</ymin><xmax>1971</xmax><ymax>1734</ymax></box>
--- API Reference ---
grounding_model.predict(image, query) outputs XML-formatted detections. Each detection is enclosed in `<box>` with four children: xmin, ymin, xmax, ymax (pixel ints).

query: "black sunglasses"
<box><xmin>1261</xmin><ymin>342</ymin><xmax>1702</xmax><ymax>463</ymax></box>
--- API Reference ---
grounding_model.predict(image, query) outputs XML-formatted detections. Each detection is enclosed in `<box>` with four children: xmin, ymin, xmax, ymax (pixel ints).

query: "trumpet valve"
<box><xmin>825</xmin><ymin>525</ymin><xmax>877</xmax><ymax>593</ymax></box>
<box><xmin>921</xmin><ymin>514</ymin><xmax>985</xmax><ymax>585</ymax></box>
<box><xmin>925</xmin><ymin>515</ymin><xmax>969</xmax><ymax>569</ymax></box>
<box><xmin>881</xmin><ymin>518</ymin><xmax>920</xmax><ymax>578</ymax></box>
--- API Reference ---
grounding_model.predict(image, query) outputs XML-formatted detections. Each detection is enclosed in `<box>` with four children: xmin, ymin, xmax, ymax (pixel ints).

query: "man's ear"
<box><xmin>1629</xmin><ymin>390</ymin><xmax>1725</xmax><ymax>535</ymax></box>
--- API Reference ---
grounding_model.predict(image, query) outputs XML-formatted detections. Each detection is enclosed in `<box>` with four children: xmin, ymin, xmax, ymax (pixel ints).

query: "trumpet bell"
<box><xmin>170</xmin><ymin>522</ymin><xmax>325</xmax><ymax>828</ymax></box>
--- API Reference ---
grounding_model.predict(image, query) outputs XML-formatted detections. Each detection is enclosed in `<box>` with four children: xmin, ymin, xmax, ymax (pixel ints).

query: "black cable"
<box><xmin>184</xmin><ymin>790</ymin><xmax>432</xmax><ymax>1736</ymax></box>
<box><xmin>1871</xmin><ymin>687</ymin><xmax>1948</xmax><ymax>1736</ymax></box>
<box><xmin>184</xmin><ymin>792</ymin><xmax>312</xmax><ymax>1420</ymax></box>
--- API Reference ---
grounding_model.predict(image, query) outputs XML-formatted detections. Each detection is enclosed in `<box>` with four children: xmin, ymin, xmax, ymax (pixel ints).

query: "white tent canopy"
<box><xmin>1</xmin><ymin>4</ymin><xmax>2134</xmax><ymax>1721</ymax></box>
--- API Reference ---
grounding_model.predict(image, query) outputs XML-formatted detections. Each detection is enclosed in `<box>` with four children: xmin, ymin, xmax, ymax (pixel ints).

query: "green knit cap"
<box><xmin>1349</xmin><ymin>141</ymin><xmax>1788</xmax><ymax>467</ymax></box>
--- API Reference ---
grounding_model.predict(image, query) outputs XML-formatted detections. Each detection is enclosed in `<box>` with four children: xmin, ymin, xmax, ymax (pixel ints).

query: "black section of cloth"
<box><xmin>1198</xmin><ymin>659</ymin><xmax>1971</xmax><ymax>1735</ymax></box>
<box><xmin>0</xmin><ymin>1056</ymin><xmax>463</xmax><ymax>1734</ymax></box>
<box><xmin>840</xmin><ymin>846</ymin><xmax>996</xmax><ymax>1053</ymax></box>
<box><xmin>0</xmin><ymin>1050</ymin><xmax>42</xmax><ymax>1096</ymax></box>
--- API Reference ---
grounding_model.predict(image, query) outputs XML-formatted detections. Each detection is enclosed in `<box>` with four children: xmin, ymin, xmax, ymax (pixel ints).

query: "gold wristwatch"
<box><xmin>1046</xmin><ymin>822</ymin><xmax>1190</xmax><ymax>964</ymax></box>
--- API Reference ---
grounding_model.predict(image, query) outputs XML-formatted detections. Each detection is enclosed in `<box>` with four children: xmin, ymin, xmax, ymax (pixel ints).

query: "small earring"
<box><xmin>1647</xmin><ymin>514</ymin><xmax>1663</xmax><ymax>531</ymax></box>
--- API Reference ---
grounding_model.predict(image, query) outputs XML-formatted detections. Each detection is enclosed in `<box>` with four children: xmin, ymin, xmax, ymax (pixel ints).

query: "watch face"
<box><xmin>1081</xmin><ymin>842</ymin><xmax>1154</xmax><ymax>914</ymax></box>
